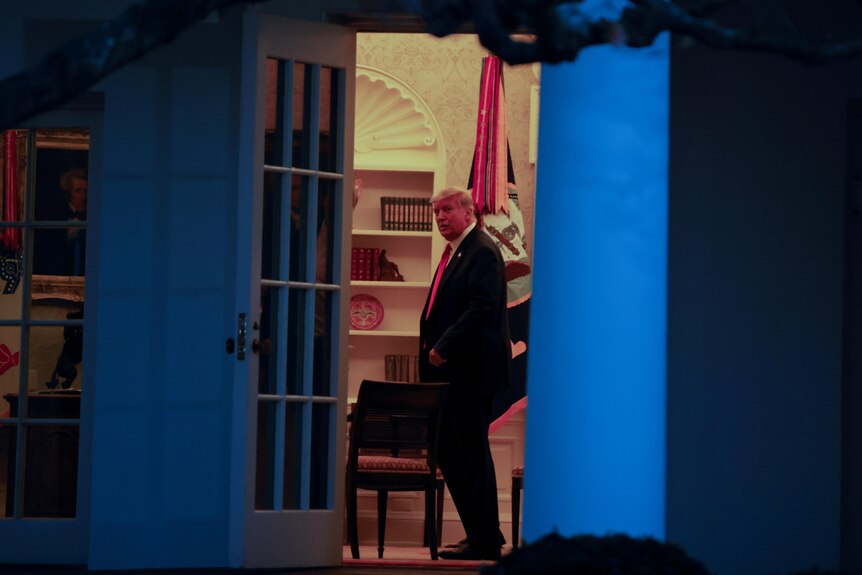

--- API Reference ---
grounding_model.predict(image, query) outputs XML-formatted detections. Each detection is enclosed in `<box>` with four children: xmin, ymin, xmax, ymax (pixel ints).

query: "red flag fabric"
<box><xmin>470</xmin><ymin>56</ymin><xmax>510</xmax><ymax>216</ymax></box>
<box><xmin>467</xmin><ymin>55</ymin><xmax>532</xmax><ymax>433</ymax></box>
<box><xmin>2</xmin><ymin>130</ymin><xmax>20</xmax><ymax>250</ymax></box>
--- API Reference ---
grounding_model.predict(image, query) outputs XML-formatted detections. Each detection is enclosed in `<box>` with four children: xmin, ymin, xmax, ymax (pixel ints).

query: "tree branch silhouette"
<box><xmin>0</xmin><ymin>0</ymin><xmax>266</xmax><ymax>130</ymax></box>
<box><xmin>2</xmin><ymin>0</ymin><xmax>862</xmax><ymax>129</ymax></box>
<box><xmin>421</xmin><ymin>0</ymin><xmax>862</xmax><ymax>64</ymax></box>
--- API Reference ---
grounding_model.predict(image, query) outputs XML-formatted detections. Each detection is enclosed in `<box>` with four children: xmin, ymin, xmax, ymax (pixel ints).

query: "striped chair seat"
<box><xmin>358</xmin><ymin>455</ymin><xmax>431</xmax><ymax>474</ymax></box>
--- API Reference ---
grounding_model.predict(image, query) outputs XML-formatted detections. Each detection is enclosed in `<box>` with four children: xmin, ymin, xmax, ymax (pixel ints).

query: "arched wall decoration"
<box><xmin>355</xmin><ymin>66</ymin><xmax>443</xmax><ymax>159</ymax></box>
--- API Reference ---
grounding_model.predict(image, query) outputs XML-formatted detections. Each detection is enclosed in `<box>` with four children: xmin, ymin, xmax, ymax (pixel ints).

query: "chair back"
<box><xmin>348</xmin><ymin>379</ymin><xmax>448</xmax><ymax>472</ymax></box>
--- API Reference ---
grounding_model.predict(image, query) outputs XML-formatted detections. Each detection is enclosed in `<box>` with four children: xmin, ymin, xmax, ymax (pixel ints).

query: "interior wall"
<box><xmin>667</xmin><ymin>39</ymin><xmax>862</xmax><ymax>575</ymax></box>
<box><xmin>356</xmin><ymin>33</ymin><xmax>538</xmax><ymax>259</ymax></box>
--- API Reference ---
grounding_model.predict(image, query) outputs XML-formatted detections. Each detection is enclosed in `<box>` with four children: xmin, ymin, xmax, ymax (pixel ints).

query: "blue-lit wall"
<box><xmin>525</xmin><ymin>37</ymin><xmax>669</xmax><ymax>539</ymax></box>
<box><xmin>667</xmin><ymin>37</ymin><xmax>862</xmax><ymax>575</ymax></box>
<box><xmin>85</xmin><ymin>17</ymin><xmax>242</xmax><ymax>569</ymax></box>
<box><xmin>525</xmin><ymin>18</ymin><xmax>862</xmax><ymax>575</ymax></box>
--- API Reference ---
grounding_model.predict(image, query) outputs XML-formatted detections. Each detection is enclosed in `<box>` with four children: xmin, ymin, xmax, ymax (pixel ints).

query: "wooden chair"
<box><xmin>512</xmin><ymin>467</ymin><xmax>524</xmax><ymax>548</ymax></box>
<box><xmin>346</xmin><ymin>379</ymin><xmax>449</xmax><ymax>560</ymax></box>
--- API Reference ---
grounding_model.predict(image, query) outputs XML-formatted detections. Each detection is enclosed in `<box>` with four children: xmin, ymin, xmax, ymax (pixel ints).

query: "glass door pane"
<box><xmin>255</xmin><ymin>56</ymin><xmax>344</xmax><ymax>512</ymax></box>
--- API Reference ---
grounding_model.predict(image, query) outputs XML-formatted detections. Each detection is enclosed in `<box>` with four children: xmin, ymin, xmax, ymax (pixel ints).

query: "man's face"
<box><xmin>433</xmin><ymin>195</ymin><xmax>473</xmax><ymax>242</ymax></box>
<box><xmin>68</xmin><ymin>177</ymin><xmax>87</xmax><ymax>212</ymax></box>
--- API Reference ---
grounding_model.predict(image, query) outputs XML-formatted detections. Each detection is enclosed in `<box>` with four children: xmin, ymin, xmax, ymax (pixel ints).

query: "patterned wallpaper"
<box><xmin>357</xmin><ymin>33</ymin><xmax>538</xmax><ymax>259</ymax></box>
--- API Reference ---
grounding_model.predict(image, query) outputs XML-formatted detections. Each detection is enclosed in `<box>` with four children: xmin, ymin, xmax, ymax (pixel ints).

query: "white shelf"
<box><xmin>349</xmin><ymin>329</ymin><xmax>419</xmax><ymax>337</ymax></box>
<box><xmin>352</xmin><ymin>229</ymin><xmax>432</xmax><ymax>238</ymax></box>
<box><xmin>351</xmin><ymin>280</ymin><xmax>431</xmax><ymax>288</ymax></box>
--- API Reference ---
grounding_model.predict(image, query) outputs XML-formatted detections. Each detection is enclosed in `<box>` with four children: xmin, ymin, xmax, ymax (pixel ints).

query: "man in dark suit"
<box><xmin>419</xmin><ymin>187</ymin><xmax>511</xmax><ymax>561</ymax></box>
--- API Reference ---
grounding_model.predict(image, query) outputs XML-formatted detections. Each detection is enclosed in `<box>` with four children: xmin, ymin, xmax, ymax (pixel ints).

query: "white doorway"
<box><xmin>344</xmin><ymin>32</ymin><xmax>537</xmax><ymax>558</ymax></box>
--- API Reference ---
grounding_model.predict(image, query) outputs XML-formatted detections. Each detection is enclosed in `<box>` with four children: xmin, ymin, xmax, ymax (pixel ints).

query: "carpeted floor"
<box><xmin>341</xmin><ymin>545</ymin><xmax>504</xmax><ymax>572</ymax></box>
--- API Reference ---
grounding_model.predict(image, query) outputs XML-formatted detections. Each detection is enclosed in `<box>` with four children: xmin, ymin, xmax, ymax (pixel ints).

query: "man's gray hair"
<box><xmin>431</xmin><ymin>186</ymin><xmax>474</xmax><ymax>211</ymax></box>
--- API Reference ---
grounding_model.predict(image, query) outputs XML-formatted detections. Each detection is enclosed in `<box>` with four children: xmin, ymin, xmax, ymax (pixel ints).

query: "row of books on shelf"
<box><xmin>385</xmin><ymin>354</ymin><xmax>420</xmax><ymax>383</ymax></box>
<box><xmin>380</xmin><ymin>196</ymin><xmax>433</xmax><ymax>232</ymax></box>
<box><xmin>351</xmin><ymin>247</ymin><xmax>380</xmax><ymax>281</ymax></box>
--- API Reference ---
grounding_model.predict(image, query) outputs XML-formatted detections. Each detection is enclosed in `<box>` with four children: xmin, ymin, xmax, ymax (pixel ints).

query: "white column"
<box><xmin>523</xmin><ymin>35</ymin><xmax>669</xmax><ymax>540</ymax></box>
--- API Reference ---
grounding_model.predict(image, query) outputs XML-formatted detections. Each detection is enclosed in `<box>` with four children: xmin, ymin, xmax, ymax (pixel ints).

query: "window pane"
<box><xmin>23</xmin><ymin>423</ymin><xmax>78</xmax><ymax>517</ymax></box>
<box><xmin>316</xmin><ymin>178</ymin><xmax>336</xmax><ymax>285</ymax></box>
<box><xmin>261</xmin><ymin>172</ymin><xmax>286</xmax><ymax>281</ymax></box>
<box><xmin>282</xmin><ymin>401</ymin><xmax>303</xmax><ymax>510</ymax></box>
<box><xmin>319</xmin><ymin>67</ymin><xmax>339</xmax><ymax>174</ymax></box>
<box><xmin>0</xmin><ymin>261</ymin><xmax>24</xmax><ymax>318</ymax></box>
<box><xmin>310</xmin><ymin>402</ymin><xmax>331</xmax><ymax>509</ymax></box>
<box><xmin>0</xmin><ymin>249</ymin><xmax>22</xmax><ymax>297</ymax></box>
<box><xmin>258</xmin><ymin>286</ymin><xmax>278</xmax><ymax>395</ymax></box>
<box><xmin>0</xmin><ymin>129</ymin><xmax>27</xmax><ymax>224</ymax></box>
<box><xmin>19</xmin><ymin>391</ymin><xmax>81</xmax><ymax>422</ymax></box>
<box><xmin>0</xmin><ymin>425</ymin><xmax>16</xmax><ymax>518</ymax></box>
<box><xmin>286</xmin><ymin>288</ymin><xmax>309</xmax><ymax>396</ymax></box>
<box><xmin>289</xmin><ymin>176</ymin><xmax>310</xmax><ymax>282</ymax></box>
<box><xmin>264</xmin><ymin>58</ymin><xmax>288</xmax><ymax>167</ymax></box>
<box><xmin>0</xmin><ymin>130</ymin><xmax>27</xmax><ymax>315</ymax></box>
<box><xmin>312</xmin><ymin>290</ymin><xmax>334</xmax><ymax>397</ymax></box>
<box><xmin>28</xmin><ymin>324</ymin><xmax>84</xmax><ymax>395</ymax></box>
<box><xmin>254</xmin><ymin>400</ymin><xmax>276</xmax><ymax>510</ymax></box>
<box><xmin>293</xmin><ymin>63</ymin><xmax>311</xmax><ymax>169</ymax></box>
<box><xmin>31</xmin><ymin>274</ymin><xmax>85</xmax><ymax>311</ymax></box>
<box><xmin>32</xmin><ymin>136</ymin><xmax>89</xmax><ymax>224</ymax></box>
<box><xmin>0</xmin><ymin>327</ymin><xmax>21</xmax><ymax>407</ymax></box>
<box><xmin>32</xmin><ymin>226</ymin><xmax>87</xmax><ymax>277</ymax></box>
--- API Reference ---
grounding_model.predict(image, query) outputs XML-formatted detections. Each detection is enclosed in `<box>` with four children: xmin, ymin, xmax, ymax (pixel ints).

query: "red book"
<box><xmin>371</xmin><ymin>248</ymin><xmax>381</xmax><ymax>280</ymax></box>
<box><xmin>353</xmin><ymin>247</ymin><xmax>363</xmax><ymax>281</ymax></box>
<box><xmin>363</xmin><ymin>248</ymin><xmax>373</xmax><ymax>281</ymax></box>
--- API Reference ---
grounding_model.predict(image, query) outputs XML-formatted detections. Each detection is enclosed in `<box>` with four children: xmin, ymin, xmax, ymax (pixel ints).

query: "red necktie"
<box><xmin>425</xmin><ymin>244</ymin><xmax>452</xmax><ymax>319</ymax></box>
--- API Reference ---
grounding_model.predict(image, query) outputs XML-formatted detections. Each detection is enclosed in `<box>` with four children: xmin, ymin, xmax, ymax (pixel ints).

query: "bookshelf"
<box><xmin>349</xmin><ymin>168</ymin><xmax>441</xmax><ymax>395</ymax></box>
<box><xmin>349</xmin><ymin>66</ymin><xmax>446</xmax><ymax>399</ymax></box>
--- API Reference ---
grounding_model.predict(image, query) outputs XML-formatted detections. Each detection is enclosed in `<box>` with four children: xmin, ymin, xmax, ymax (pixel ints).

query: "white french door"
<box><xmin>234</xmin><ymin>13</ymin><xmax>355</xmax><ymax>568</ymax></box>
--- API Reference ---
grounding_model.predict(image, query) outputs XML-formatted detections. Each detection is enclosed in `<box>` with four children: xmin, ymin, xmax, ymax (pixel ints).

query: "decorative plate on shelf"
<box><xmin>350</xmin><ymin>294</ymin><xmax>384</xmax><ymax>330</ymax></box>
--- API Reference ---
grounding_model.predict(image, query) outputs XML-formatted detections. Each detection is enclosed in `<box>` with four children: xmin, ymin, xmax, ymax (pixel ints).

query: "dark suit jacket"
<box><xmin>419</xmin><ymin>226</ymin><xmax>511</xmax><ymax>397</ymax></box>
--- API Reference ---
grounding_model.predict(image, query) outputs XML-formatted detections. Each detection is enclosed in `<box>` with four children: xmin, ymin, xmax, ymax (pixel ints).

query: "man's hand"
<box><xmin>429</xmin><ymin>348</ymin><xmax>447</xmax><ymax>367</ymax></box>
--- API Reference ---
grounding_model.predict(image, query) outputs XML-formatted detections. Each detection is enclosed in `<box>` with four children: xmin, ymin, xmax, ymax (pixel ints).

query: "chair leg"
<box><xmin>512</xmin><ymin>475</ymin><xmax>522</xmax><ymax>549</ymax></box>
<box><xmin>425</xmin><ymin>485</ymin><xmax>438</xmax><ymax>560</ymax></box>
<box><xmin>436</xmin><ymin>478</ymin><xmax>444</xmax><ymax>545</ymax></box>
<box><xmin>377</xmin><ymin>490</ymin><xmax>388</xmax><ymax>559</ymax></box>
<box><xmin>347</xmin><ymin>479</ymin><xmax>360</xmax><ymax>559</ymax></box>
<box><xmin>423</xmin><ymin>478</ymin><xmax>445</xmax><ymax>548</ymax></box>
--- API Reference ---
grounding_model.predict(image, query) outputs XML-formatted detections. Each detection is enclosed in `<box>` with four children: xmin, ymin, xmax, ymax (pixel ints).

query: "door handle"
<box><xmin>237</xmin><ymin>313</ymin><xmax>247</xmax><ymax>360</ymax></box>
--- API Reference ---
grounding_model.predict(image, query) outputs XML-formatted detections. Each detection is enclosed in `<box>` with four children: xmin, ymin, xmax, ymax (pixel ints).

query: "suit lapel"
<box><xmin>437</xmin><ymin>227</ymin><xmax>476</xmax><ymax>294</ymax></box>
